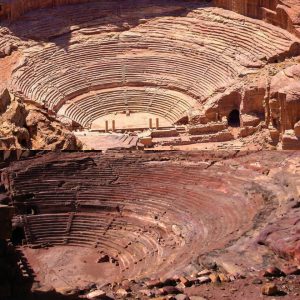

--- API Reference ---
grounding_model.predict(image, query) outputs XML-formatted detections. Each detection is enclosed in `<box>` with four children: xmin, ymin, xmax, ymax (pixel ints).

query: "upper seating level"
<box><xmin>9</xmin><ymin>2</ymin><xmax>299</xmax><ymax>127</ymax></box>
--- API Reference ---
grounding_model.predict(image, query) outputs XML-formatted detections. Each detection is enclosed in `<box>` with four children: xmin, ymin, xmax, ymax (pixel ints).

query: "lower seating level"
<box><xmin>4</xmin><ymin>152</ymin><xmax>267</xmax><ymax>280</ymax></box>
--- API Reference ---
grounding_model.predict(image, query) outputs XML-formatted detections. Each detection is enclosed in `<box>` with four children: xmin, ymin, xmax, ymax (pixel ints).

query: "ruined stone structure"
<box><xmin>0</xmin><ymin>151</ymin><xmax>299</xmax><ymax>299</ymax></box>
<box><xmin>0</xmin><ymin>0</ymin><xmax>299</xmax><ymax>150</ymax></box>
<box><xmin>0</xmin><ymin>2</ymin><xmax>300</xmax><ymax>299</ymax></box>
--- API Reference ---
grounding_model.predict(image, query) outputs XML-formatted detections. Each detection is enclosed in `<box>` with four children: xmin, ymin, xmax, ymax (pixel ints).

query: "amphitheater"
<box><xmin>0</xmin><ymin>150</ymin><xmax>299</xmax><ymax>299</ymax></box>
<box><xmin>0</xmin><ymin>0</ymin><xmax>300</xmax><ymax>300</ymax></box>
<box><xmin>0</xmin><ymin>0</ymin><xmax>300</xmax><ymax>150</ymax></box>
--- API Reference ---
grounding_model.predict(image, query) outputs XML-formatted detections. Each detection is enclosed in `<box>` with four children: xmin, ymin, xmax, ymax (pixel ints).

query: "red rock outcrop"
<box><xmin>269</xmin><ymin>63</ymin><xmax>300</xmax><ymax>149</ymax></box>
<box><xmin>213</xmin><ymin>0</ymin><xmax>300</xmax><ymax>38</ymax></box>
<box><xmin>0</xmin><ymin>88</ymin><xmax>82</xmax><ymax>150</ymax></box>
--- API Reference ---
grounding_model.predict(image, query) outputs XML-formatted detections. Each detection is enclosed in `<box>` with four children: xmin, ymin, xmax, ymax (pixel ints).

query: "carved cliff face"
<box><xmin>270</xmin><ymin>64</ymin><xmax>300</xmax><ymax>131</ymax></box>
<box><xmin>213</xmin><ymin>0</ymin><xmax>300</xmax><ymax>38</ymax></box>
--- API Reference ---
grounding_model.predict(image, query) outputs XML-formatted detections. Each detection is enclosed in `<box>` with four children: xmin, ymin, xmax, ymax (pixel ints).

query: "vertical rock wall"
<box><xmin>213</xmin><ymin>0</ymin><xmax>300</xmax><ymax>37</ymax></box>
<box><xmin>269</xmin><ymin>64</ymin><xmax>300</xmax><ymax>149</ymax></box>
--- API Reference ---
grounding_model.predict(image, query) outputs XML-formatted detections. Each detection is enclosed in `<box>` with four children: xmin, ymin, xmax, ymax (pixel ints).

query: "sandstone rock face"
<box><xmin>257</xmin><ymin>207</ymin><xmax>300</xmax><ymax>263</ymax></box>
<box><xmin>213</xmin><ymin>0</ymin><xmax>300</xmax><ymax>38</ymax></box>
<box><xmin>269</xmin><ymin>64</ymin><xmax>300</xmax><ymax>149</ymax></box>
<box><xmin>0</xmin><ymin>90</ymin><xmax>82</xmax><ymax>150</ymax></box>
<box><xmin>261</xmin><ymin>283</ymin><xmax>279</xmax><ymax>296</ymax></box>
<box><xmin>270</xmin><ymin>64</ymin><xmax>300</xmax><ymax>131</ymax></box>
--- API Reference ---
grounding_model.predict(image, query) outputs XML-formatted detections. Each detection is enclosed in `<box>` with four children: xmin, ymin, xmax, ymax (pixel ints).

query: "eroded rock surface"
<box><xmin>0</xmin><ymin>151</ymin><xmax>299</xmax><ymax>299</ymax></box>
<box><xmin>269</xmin><ymin>64</ymin><xmax>300</xmax><ymax>149</ymax></box>
<box><xmin>0</xmin><ymin>89</ymin><xmax>82</xmax><ymax>150</ymax></box>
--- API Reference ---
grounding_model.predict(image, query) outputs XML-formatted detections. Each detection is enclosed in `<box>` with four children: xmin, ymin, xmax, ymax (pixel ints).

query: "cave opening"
<box><xmin>228</xmin><ymin>109</ymin><xmax>241</xmax><ymax>127</ymax></box>
<box><xmin>11</xmin><ymin>227</ymin><xmax>25</xmax><ymax>246</ymax></box>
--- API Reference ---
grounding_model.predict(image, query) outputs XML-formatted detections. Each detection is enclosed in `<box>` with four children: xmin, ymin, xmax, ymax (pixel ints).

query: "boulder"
<box><xmin>176</xmin><ymin>282</ymin><xmax>186</xmax><ymax>290</ymax></box>
<box><xmin>116</xmin><ymin>288</ymin><xmax>128</xmax><ymax>297</ymax></box>
<box><xmin>197</xmin><ymin>269</ymin><xmax>211</xmax><ymax>277</ymax></box>
<box><xmin>86</xmin><ymin>289</ymin><xmax>106</xmax><ymax>299</ymax></box>
<box><xmin>281</xmin><ymin>265</ymin><xmax>300</xmax><ymax>276</ymax></box>
<box><xmin>218</xmin><ymin>273</ymin><xmax>230</xmax><ymax>282</ymax></box>
<box><xmin>263</xmin><ymin>266</ymin><xmax>284</xmax><ymax>277</ymax></box>
<box><xmin>179</xmin><ymin>277</ymin><xmax>190</xmax><ymax>287</ymax></box>
<box><xmin>241</xmin><ymin>114</ymin><xmax>261</xmax><ymax>127</ymax></box>
<box><xmin>56</xmin><ymin>287</ymin><xmax>78</xmax><ymax>296</ymax></box>
<box><xmin>198</xmin><ymin>276</ymin><xmax>211</xmax><ymax>284</ymax></box>
<box><xmin>209</xmin><ymin>274</ymin><xmax>220</xmax><ymax>283</ymax></box>
<box><xmin>261</xmin><ymin>283</ymin><xmax>279</xmax><ymax>296</ymax></box>
<box><xmin>3</xmin><ymin>44</ymin><xmax>12</xmax><ymax>56</ymax></box>
<box><xmin>0</xmin><ymin>93</ymin><xmax>82</xmax><ymax>150</ymax></box>
<box><xmin>145</xmin><ymin>279</ymin><xmax>163</xmax><ymax>288</ymax></box>
<box><xmin>282</xmin><ymin>130</ymin><xmax>300</xmax><ymax>150</ymax></box>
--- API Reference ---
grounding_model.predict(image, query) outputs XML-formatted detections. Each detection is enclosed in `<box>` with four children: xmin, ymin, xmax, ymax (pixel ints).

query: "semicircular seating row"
<box><xmin>63</xmin><ymin>87</ymin><xmax>196</xmax><ymax>127</ymax></box>
<box><xmin>22</xmin><ymin>212</ymin><xmax>176</xmax><ymax>278</ymax></box>
<box><xmin>13</xmin><ymin>44</ymin><xmax>238</xmax><ymax>115</ymax></box>
<box><xmin>11</xmin><ymin>155</ymin><xmax>264</xmax><ymax>278</ymax></box>
<box><xmin>11</xmin><ymin>7</ymin><xmax>297</xmax><ymax>127</ymax></box>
